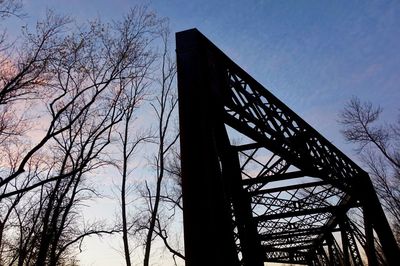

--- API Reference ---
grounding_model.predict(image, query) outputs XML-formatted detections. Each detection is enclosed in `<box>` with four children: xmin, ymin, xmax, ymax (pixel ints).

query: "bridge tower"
<box><xmin>176</xmin><ymin>29</ymin><xmax>399</xmax><ymax>266</ymax></box>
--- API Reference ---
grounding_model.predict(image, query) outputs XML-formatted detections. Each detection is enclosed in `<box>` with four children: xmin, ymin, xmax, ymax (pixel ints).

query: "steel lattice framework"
<box><xmin>176</xmin><ymin>29</ymin><xmax>399</xmax><ymax>266</ymax></box>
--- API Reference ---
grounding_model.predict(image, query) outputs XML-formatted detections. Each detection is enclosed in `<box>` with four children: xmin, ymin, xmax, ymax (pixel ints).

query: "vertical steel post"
<box><xmin>176</xmin><ymin>29</ymin><xmax>240</xmax><ymax>266</ymax></box>
<box><xmin>355</xmin><ymin>174</ymin><xmax>399</xmax><ymax>265</ymax></box>
<box><xmin>327</xmin><ymin>235</ymin><xmax>335</xmax><ymax>265</ymax></box>
<box><xmin>363</xmin><ymin>206</ymin><xmax>379</xmax><ymax>266</ymax></box>
<box><xmin>340</xmin><ymin>220</ymin><xmax>351</xmax><ymax>266</ymax></box>
<box><xmin>215</xmin><ymin>124</ymin><xmax>264</xmax><ymax>266</ymax></box>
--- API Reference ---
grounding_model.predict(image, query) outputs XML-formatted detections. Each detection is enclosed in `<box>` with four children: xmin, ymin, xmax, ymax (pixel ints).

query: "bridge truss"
<box><xmin>176</xmin><ymin>29</ymin><xmax>399</xmax><ymax>266</ymax></box>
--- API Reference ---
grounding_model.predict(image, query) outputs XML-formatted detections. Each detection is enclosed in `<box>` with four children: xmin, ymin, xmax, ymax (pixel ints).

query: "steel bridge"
<box><xmin>176</xmin><ymin>29</ymin><xmax>399</xmax><ymax>266</ymax></box>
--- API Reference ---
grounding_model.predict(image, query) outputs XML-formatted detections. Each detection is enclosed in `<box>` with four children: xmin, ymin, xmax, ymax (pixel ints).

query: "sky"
<box><xmin>5</xmin><ymin>0</ymin><xmax>400</xmax><ymax>265</ymax></box>
<box><xmin>16</xmin><ymin>0</ymin><xmax>399</xmax><ymax>156</ymax></box>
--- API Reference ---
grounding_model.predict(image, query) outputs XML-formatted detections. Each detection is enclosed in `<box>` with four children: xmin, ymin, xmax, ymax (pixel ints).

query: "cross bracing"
<box><xmin>176</xmin><ymin>28</ymin><xmax>399</xmax><ymax>266</ymax></box>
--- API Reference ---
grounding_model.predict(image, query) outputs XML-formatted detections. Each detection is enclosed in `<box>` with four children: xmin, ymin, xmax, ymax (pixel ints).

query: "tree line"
<box><xmin>0</xmin><ymin>1</ymin><xmax>183</xmax><ymax>265</ymax></box>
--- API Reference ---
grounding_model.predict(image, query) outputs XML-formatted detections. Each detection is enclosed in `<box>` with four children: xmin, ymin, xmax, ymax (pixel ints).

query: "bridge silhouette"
<box><xmin>176</xmin><ymin>29</ymin><xmax>399</xmax><ymax>266</ymax></box>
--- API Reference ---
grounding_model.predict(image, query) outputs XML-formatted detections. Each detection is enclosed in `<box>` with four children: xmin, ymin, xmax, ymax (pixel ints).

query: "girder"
<box><xmin>176</xmin><ymin>28</ymin><xmax>400</xmax><ymax>266</ymax></box>
<box><xmin>241</xmin><ymin>170</ymin><xmax>309</xmax><ymax>185</ymax></box>
<box><xmin>248</xmin><ymin>180</ymin><xmax>330</xmax><ymax>195</ymax></box>
<box><xmin>255</xmin><ymin>204</ymin><xmax>357</xmax><ymax>221</ymax></box>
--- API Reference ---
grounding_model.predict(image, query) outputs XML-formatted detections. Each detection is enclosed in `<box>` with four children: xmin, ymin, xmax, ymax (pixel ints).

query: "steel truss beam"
<box><xmin>176</xmin><ymin>28</ymin><xmax>399</xmax><ymax>266</ymax></box>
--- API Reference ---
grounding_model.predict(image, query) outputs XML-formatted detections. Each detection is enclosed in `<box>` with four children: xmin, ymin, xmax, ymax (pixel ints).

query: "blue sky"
<box><xmin>161</xmin><ymin>0</ymin><xmax>400</xmax><ymax>158</ymax></box>
<box><xmin>19</xmin><ymin>1</ymin><xmax>400</xmax><ymax>149</ymax></box>
<box><xmin>6</xmin><ymin>0</ymin><xmax>400</xmax><ymax>265</ymax></box>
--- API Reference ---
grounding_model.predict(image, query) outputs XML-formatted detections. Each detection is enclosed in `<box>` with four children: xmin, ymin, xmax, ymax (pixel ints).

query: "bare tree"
<box><xmin>0</xmin><ymin>5</ymin><xmax>164</xmax><ymax>265</ymax></box>
<box><xmin>116</xmin><ymin>48</ymin><xmax>153</xmax><ymax>266</ymax></box>
<box><xmin>0</xmin><ymin>0</ymin><xmax>23</xmax><ymax>19</ymax></box>
<box><xmin>0</xmin><ymin>7</ymin><xmax>161</xmax><ymax>194</ymax></box>
<box><xmin>141</xmin><ymin>29</ymin><xmax>184</xmax><ymax>266</ymax></box>
<box><xmin>340</xmin><ymin>97</ymin><xmax>400</xmax><ymax>241</ymax></box>
<box><xmin>0</xmin><ymin>11</ymin><xmax>71</xmax><ymax>194</ymax></box>
<box><xmin>0</xmin><ymin>11</ymin><xmax>72</xmax><ymax>264</ymax></box>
